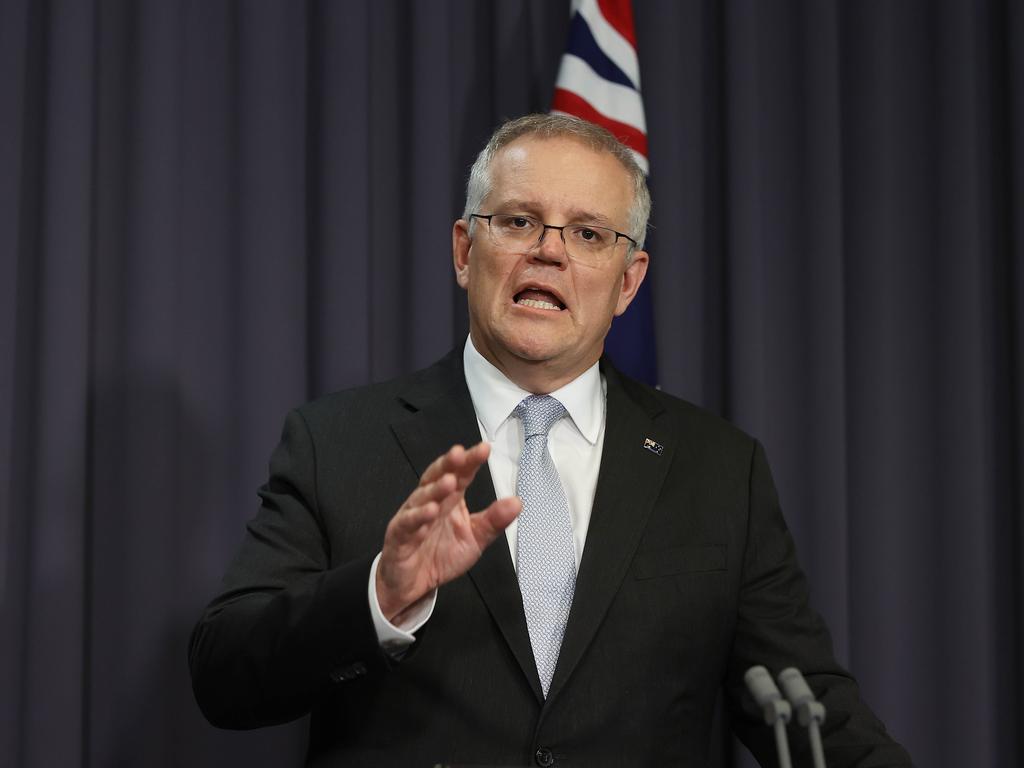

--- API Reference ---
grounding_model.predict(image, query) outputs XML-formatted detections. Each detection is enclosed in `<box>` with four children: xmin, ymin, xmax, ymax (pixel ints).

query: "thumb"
<box><xmin>470</xmin><ymin>497</ymin><xmax>522</xmax><ymax>549</ymax></box>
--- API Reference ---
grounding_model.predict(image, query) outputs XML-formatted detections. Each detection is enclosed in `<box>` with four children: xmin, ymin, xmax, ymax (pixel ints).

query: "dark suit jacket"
<box><xmin>189</xmin><ymin>350</ymin><xmax>911</xmax><ymax>767</ymax></box>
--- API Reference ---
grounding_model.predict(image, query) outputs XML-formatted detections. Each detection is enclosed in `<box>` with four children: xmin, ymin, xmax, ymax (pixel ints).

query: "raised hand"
<box><xmin>375</xmin><ymin>442</ymin><xmax>521</xmax><ymax>623</ymax></box>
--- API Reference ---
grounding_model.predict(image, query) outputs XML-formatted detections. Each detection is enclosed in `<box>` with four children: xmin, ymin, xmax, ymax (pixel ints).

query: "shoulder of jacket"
<box><xmin>608</xmin><ymin>365</ymin><xmax>758</xmax><ymax>455</ymax></box>
<box><xmin>292</xmin><ymin>349</ymin><xmax>463</xmax><ymax>425</ymax></box>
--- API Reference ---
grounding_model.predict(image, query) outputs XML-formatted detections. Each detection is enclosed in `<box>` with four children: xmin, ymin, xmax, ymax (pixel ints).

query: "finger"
<box><xmin>420</xmin><ymin>442</ymin><xmax>491</xmax><ymax>490</ymax></box>
<box><xmin>461</xmin><ymin>440</ymin><xmax>491</xmax><ymax>466</ymax></box>
<box><xmin>430</xmin><ymin>445</ymin><xmax>494</xmax><ymax>521</ymax></box>
<box><xmin>449</xmin><ymin>442</ymin><xmax>491</xmax><ymax>489</ymax></box>
<box><xmin>389</xmin><ymin>499</ymin><xmax>442</xmax><ymax>539</ymax></box>
<box><xmin>402</xmin><ymin>472</ymin><xmax>457</xmax><ymax>510</ymax></box>
<box><xmin>419</xmin><ymin>444</ymin><xmax>466</xmax><ymax>485</ymax></box>
<box><xmin>432</xmin><ymin>443</ymin><xmax>494</xmax><ymax>514</ymax></box>
<box><xmin>469</xmin><ymin>496</ymin><xmax>522</xmax><ymax>549</ymax></box>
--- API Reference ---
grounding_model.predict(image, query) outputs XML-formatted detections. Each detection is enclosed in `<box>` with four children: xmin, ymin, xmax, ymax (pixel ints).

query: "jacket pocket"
<box><xmin>632</xmin><ymin>544</ymin><xmax>727</xmax><ymax>579</ymax></box>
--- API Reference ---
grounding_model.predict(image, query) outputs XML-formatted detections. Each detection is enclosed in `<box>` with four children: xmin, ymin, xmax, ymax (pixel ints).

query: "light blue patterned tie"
<box><xmin>515</xmin><ymin>395</ymin><xmax>577</xmax><ymax>697</ymax></box>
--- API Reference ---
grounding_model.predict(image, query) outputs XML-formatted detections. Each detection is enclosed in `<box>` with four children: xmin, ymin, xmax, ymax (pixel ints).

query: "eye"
<box><xmin>494</xmin><ymin>214</ymin><xmax>537</xmax><ymax>232</ymax></box>
<box><xmin>570</xmin><ymin>225</ymin><xmax>609</xmax><ymax>246</ymax></box>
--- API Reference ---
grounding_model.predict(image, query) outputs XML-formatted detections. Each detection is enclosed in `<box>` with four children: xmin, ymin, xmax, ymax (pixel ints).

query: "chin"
<box><xmin>489</xmin><ymin>324</ymin><xmax>561</xmax><ymax>361</ymax></box>
<box><xmin>506</xmin><ymin>337</ymin><xmax>564</xmax><ymax>363</ymax></box>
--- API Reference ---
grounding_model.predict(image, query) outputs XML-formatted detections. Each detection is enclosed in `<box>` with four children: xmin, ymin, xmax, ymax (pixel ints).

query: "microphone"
<box><xmin>777</xmin><ymin>667</ymin><xmax>827</xmax><ymax>768</ymax></box>
<box><xmin>744</xmin><ymin>665</ymin><xmax>793</xmax><ymax>768</ymax></box>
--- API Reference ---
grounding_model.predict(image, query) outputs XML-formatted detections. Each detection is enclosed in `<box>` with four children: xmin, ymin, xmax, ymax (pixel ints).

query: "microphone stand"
<box><xmin>777</xmin><ymin>667</ymin><xmax>827</xmax><ymax>768</ymax></box>
<box><xmin>744</xmin><ymin>666</ymin><xmax>793</xmax><ymax>768</ymax></box>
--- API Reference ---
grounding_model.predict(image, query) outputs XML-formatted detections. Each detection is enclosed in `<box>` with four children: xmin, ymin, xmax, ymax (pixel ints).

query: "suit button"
<box><xmin>329</xmin><ymin>662</ymin><xmax>368</xmax><ymax>682</ymax></box>
<box><xmin>534</xmin><ymin>747</ymin><xmax>554</xmax><ymax>767</ymax></box>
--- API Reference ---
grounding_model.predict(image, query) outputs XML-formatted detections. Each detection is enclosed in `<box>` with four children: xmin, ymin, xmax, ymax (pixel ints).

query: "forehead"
<box><xmin>486</xmin><ymin>136</ymin><xmax>634</xmax><ymax>222</ymax></box>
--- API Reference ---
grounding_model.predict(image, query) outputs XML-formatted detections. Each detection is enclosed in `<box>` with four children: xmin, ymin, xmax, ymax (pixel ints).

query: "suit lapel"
<box><xmin>389</xmin><ymin>351</ymin><xmax>543</xmax><ymax>702</ymax></box>
<box><xmin>545</xmin><ymin>361</ymin><xmax>674</xmax><ymax>705</ymax></box>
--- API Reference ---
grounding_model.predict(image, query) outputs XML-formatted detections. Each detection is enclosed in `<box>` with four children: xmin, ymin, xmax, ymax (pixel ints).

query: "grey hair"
<box><xmin>462</xmin><ymin>113</ymin><xmax>651</xmax><ymax>251</ymax></box>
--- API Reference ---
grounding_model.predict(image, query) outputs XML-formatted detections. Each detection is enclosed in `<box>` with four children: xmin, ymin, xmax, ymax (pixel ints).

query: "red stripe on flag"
<box><xmin>596</xmin><ymin>0</ymin><xmax>637</xmax><ymax>47</ymax></box>
<box><xmin>552</xmin><ymin>88</ymin><xmax>648</xmax><ymax>158</ymax></box>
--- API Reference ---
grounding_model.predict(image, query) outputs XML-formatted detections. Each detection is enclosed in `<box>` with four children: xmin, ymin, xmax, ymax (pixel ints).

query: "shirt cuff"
<box><xmin>368</xmin><ymin>551</ymin><xmax>437</xmax><ymax>653</ymax></box>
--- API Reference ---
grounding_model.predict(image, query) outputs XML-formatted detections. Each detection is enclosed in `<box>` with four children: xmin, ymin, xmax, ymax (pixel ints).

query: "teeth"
<box><xmin>517</xmin><ymin>298</ymin><xmax>561</xmax><ymax>311</ymax></box>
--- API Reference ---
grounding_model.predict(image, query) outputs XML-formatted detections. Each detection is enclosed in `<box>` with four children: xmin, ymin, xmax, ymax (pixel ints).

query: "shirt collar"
<box><xmin>463</xmin><ymin>335</ymin><xmax>604</xmax><ymax>445</ymax></box>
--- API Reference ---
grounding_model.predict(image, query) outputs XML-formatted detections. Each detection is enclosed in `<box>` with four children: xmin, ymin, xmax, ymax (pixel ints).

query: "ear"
<box><xmin>453</xmin><ymin>219</ymin><xmax>472</xmax><ymax>290</ymax></box>
<box><xmin>613</xmin><ymin>250</ymin><xmax>649</xmax><ymax>316</ymax></box>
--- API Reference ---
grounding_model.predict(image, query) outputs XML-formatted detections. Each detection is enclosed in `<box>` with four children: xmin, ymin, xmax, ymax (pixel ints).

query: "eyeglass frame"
<box><xmin>468</xmin><ymin>213</ymin><xmax>639</xmax><ymax>262</ymax></box>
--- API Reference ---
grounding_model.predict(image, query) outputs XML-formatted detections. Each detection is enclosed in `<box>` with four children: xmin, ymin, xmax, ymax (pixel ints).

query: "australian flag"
<box><xmin>551</xmin><ymin>0</ymin><xmax>657</xmax><ymax>386</ymax></box>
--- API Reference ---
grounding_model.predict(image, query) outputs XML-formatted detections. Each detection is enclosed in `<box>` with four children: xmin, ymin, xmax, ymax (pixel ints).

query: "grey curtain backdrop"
<box><xmin>2</xmin><ymin>1</ymin><xmax>1021</xmax><ymax>766</ymax></box>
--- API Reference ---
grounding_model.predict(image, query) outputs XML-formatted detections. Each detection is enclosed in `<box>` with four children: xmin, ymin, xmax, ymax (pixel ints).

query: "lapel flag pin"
<box><xmin>643</xmin><ymin>437</ymin><xmax>664</xmax><ymax>456</ymax></box>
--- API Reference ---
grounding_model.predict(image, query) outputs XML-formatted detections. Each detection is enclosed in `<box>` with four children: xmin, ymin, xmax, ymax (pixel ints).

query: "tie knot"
<box><xmin>515</xmin><ymin>395</ymin><xmax>567</xmax><ymax>438</ymax></box>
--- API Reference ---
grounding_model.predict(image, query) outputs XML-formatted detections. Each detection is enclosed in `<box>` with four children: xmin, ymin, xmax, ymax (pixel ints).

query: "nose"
<box><xmin>530</xmin><ymin>225</ymin><xmax>568</xmax><ymax>266</ymax></box>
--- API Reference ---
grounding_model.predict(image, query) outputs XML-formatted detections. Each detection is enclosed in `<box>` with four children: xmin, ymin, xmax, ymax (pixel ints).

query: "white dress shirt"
<box><xmin>368</xmin><ymin>335</ymin><xmax>607</xmax><ymax>650</ymax></box>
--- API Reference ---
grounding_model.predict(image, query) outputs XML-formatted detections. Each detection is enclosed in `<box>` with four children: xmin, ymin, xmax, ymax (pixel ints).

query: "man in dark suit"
<box><xmin>190</xmin><ymin>114</ymin><xmax>911</xmax><ymax>767</ymax></box>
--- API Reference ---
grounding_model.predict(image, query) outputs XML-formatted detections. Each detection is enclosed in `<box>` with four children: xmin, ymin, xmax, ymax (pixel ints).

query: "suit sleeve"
<box><xmin>725</xmin><ymin>440</ymin><xmax>913</xmax><ymax>768</ymax></box>
<box><xmin>188</xmin><ymin>409</ymin><xmax>390</xmax><ymax>729</ymax></box>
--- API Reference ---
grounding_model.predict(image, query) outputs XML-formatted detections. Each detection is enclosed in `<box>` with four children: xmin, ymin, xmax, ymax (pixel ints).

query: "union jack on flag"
<box><xmin>551</xmin><ymin>0</ymin><xmax>648</xmax><ymax>175</ymax></box>
<box><xmin>551</xmin><ymin>0</ymin><xmax>657</xmax><ymax>386</ymax></box>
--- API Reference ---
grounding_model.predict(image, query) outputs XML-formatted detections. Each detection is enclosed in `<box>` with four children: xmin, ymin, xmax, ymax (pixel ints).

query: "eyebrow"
<box><xmin>492</xmin><ymin>199</ymin><xmax>618</xmax><ymax>227</ymax></box>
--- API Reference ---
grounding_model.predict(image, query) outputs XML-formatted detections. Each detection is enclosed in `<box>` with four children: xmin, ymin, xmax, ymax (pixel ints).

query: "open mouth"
<box><xmin>513</xmin><ymin>287</ymin><xmax>565</xmax><ymax>312</ymax></box>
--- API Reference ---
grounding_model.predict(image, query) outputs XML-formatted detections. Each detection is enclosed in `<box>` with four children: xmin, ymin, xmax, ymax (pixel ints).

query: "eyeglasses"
<box><xmin>469</xmin><ymin>213</ymin><xmax>637</xmax><ymax>266</ymax></box>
